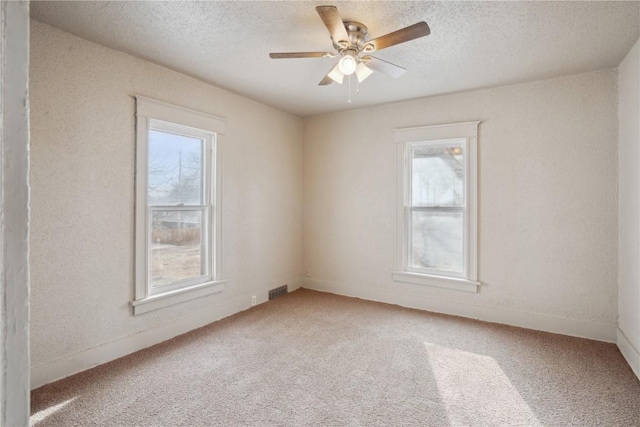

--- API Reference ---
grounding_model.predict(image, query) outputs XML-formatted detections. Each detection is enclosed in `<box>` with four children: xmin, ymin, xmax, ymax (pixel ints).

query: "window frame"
<box><xmin>132</xmin><ymin>96</ymin><xmax>226</xmax><ymax>315</ymax></box>
<box><xmin>392</xmin><ymin>121</ymin><xmax>481</xmax><ymax>293</ymax></box>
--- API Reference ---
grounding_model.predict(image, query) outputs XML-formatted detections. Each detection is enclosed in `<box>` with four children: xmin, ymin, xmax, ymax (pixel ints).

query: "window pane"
<box><xmin>151</xmin><ymin>210</ymin><xmax>204</xmax><ymax>288</ymax></box>
<box><xmin>412</xmin><ymin>144</ymin><xmax>464</xmax><ymax>207</ymax></box>
<box><xmin>410</xmin><ymin>210</ymin><xmax>463</xmax><ymax>274</ymax></box>
<box><xmin>148</xmin><ymin>130</ymin><xmax>203</xmax><ymax>206</ymax></box>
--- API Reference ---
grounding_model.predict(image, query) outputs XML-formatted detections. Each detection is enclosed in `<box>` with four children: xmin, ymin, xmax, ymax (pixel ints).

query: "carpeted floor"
<box><xmin>31</xmin><ymin>289</ymin><xmax>640</xmax><ymax>426</ymax></box>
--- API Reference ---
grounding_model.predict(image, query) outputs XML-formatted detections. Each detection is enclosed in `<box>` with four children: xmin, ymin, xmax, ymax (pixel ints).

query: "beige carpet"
<box><xmin>31</xmin><ymin>289</ymin><xmax>640</xmax><ymax>426</ymax></box>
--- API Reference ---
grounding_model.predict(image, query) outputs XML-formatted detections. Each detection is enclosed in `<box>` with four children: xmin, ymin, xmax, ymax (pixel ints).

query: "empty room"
<box><xmin>1</xmin><ymin>0</ymin><xmax>639</xmax><ymax>425</ymax></box>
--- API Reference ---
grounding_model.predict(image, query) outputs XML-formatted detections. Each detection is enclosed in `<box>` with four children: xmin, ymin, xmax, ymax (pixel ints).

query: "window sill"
<box><xmin>131</xmin><ymin>280</ymin><xmax>226</xmax><ymax>315</ymax></box>
<box><xmin>391</xmin><ymin>271</ymin><xmax>480</xmax><ymax>293</ymax></box>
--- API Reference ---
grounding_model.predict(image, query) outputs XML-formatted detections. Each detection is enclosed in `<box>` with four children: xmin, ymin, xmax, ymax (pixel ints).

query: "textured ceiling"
<box><xmin>31</xmin><ymin>1</ymin><xmax>639</xmax><ymax>117</ymax></box>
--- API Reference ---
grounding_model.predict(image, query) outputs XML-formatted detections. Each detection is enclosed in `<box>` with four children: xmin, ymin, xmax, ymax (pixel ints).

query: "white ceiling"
<box><xmin>31</xmin><ymin>1</ymin><xmax>639</xmax><ymax>118</ymax></box>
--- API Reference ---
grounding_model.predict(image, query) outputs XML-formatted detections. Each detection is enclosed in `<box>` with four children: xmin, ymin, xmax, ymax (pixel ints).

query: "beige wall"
<box><xmin>29</xmin><ymin>20</ymin><xmax>303</xmax><ymax>369</ymax></box>
<box><xmin>303</xmin><ymin>69</ymin><xmax>619</xmax><ymax>339</ymax></box>
<box><xmin>618</xmin><ymin>38</ymin><xmax>640</xmax><ymax>377</ymax></box>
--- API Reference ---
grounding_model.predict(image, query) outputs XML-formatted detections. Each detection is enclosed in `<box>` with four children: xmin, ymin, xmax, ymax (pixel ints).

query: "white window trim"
<box><xmin>132</xmin><ymin>96</ymin><xmax>226</xmax><ymax>315</ymax></box>
<box><xmin>392</xmin><ymin>121</ymin><xmax>481</xmax><ymax>293</ymax></box>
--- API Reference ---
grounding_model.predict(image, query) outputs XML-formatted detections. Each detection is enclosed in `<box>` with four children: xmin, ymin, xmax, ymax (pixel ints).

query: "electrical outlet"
<box><xmin>251</xmin><ymin>295</ymin><xmax>256</xmax><ymax>306</ymax></box>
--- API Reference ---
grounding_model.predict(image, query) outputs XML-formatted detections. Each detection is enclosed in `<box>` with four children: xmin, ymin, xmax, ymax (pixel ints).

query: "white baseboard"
<box><xmin>287</xmin><ymin>277</ymin><xmax>303</xmax><ymax>292</ymax></box>
<box><xmin>31</xmin><ymin>277</ymin><xmax>303</xmax><ymax>390</ymax></box>
<box><xmin>617</xmin><ymin>328</ymin><xmax>640</xmax><ymax>381</ymax></box>
<box><xmin>303</xmin><ymin>278</ymin><xmax>617</xmax><ymax>343</ymax></box>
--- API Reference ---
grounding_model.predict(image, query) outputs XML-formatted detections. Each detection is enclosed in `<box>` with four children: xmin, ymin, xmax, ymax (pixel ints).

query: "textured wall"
<box><xmin>303</xmin><ymin>70</ymin><xmax>618</xmax><ymax>329</ymax></box>
<box><xmin>29</xmin><ymin>20</ymin><xmax>303</xmax><ymax>368</ymax></box>
<box><xmin>618</xmin><ymin>39</ymin><xmax>640</xmax><ymax>352</ymax></box>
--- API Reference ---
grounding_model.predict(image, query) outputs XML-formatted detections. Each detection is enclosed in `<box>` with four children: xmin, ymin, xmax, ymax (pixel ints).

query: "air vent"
<box><xmin>269</xmin><ymin>285</ymin><xmax>288</xmax><ymax>300</ymax></box>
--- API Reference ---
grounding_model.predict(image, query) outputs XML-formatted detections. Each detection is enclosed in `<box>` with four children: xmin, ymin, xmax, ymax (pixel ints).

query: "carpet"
<box><xmin>31</xmin><ymin>289</ymin><xmax>640</xmax><ymax>426</ymax></box>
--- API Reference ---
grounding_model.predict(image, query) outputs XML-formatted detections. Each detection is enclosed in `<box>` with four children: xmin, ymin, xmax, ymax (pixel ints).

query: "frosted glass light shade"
<box><xmin>338</xmin><ymin>54</ymin><xmax>357</xmax><ymax>75</ymax></box>
<box><xmin>327</xmin><ymin>63</ymin><xmax>344</xmax><ymax>84</ymax></box>
<box><xmin>356</xmin><ymin>62</ymin><xmax>373</xmax><ymax>83</ymax></box>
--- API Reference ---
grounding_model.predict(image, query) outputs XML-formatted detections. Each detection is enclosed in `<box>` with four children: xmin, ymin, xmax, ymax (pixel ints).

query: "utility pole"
<box><xmin>177</xmin><ymin>151</ymin><xmax>182</xmax><ymax>202</ymax></box>
<box><xmin>178</xmin><ymin>151</ymin><xmax>182</xmax><ymax>235</ymax></box>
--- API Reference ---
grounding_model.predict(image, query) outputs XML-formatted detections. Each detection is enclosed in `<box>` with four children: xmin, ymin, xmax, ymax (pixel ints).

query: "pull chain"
<box><xmin>347</xmin><ymin>74</ymin><xmax>352</xmax><ymax>104</ymax></box>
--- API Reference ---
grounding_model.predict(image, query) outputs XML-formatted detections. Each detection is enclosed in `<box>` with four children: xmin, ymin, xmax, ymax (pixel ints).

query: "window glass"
<box><xmin>411</xmin><ymin>144</ymin><xmax>464</xmax><ymax>207</ymax></box>
<box><xmin>148</xmin><ymin>130</ymin><xmax>203</xmax><ymax>206</ymax></box>
<box><xmin>409</xmin><ymin>210</ymin><xmax>463</xmax><ymax>274</ymax></box>
<box><xmin>150</xmin><ymin>210</ymin><xmax>204</xmax><ymax>288</ymax></box>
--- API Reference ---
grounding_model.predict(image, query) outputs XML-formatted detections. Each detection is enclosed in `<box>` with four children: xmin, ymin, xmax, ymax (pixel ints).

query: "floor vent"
<box><xmin>269</xmin><ymin>285</ymin><xmax>288</xmax><ymax>300</ymax></box>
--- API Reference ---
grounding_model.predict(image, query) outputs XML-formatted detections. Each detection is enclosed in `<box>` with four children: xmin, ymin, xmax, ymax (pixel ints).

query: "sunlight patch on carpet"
<box><xmin>424</xmin><ymin>342</ymin><xmax>541</xmax><ymax>426</ymax></box>
<box><xmin>30</xmin><ymin>396</ymin><xmax>78</xmax><ymax>425</ymax></box>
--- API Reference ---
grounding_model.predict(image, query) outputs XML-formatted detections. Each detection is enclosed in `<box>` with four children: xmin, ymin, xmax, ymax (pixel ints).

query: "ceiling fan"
<box><xmin>269</xmin><ymin>5</ymin><xmax>430</xmax><ymax>86</ymax></box>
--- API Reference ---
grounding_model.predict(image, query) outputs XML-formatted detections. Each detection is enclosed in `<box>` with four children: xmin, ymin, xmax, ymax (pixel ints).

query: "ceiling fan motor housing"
<box><xmin>333</xmin><ymin>21</ymin><xmax>371</xmax><ymax>53</ymax></box>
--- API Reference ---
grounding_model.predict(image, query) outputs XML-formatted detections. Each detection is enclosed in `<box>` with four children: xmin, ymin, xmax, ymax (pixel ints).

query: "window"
<box><xmin>392</xmin><ymin>122</ymin><xmax>480</xmax><ymax>292</ymax></box>
<box><xmin>132</xmin><ymin>96</ymin><xmax>225</xmax><ymax>314</ymax></box>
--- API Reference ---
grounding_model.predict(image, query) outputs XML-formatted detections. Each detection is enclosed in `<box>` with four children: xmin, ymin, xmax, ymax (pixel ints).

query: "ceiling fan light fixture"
<box><xmin>338</xmin><ymin>51</ymin><xmax>357</xmax><ymax>75</ymax></box>
<box><xmin>356</xmin><ymin>62</ymin><xmax>373</xmax><ymax>83</ymax></box>
<box><xmin>270</xmin><ymin>6</ymin><xmax>431</xmax><ymax>90</ymax></box>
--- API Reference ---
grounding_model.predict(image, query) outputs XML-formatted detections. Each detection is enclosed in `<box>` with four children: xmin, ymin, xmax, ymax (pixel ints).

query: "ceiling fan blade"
<box><xmin>363</xmin><ymin>56</ymin><xmax>407</xmax><ymax>78</ymax></box>
<box><xmin>269</xmin><ymin>52</ymin><xmax>334</xmax><ymax>59</ymax></box>
<box><xmin>316</xmin><ymin>6</ymin><xmax>349</xmax><ymax>44</ymax></box>
<box><xmin>319</xmin><ymin>74</ymin><xmax>334</xmax><ymax>86</ymax></box>
<box><xmin>366</xmin><ymin>22</ymin><xmax>430</xmax><ymax>51</ymax></box>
